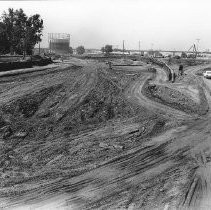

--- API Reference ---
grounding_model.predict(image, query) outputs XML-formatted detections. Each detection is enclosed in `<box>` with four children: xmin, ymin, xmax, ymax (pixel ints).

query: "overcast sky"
<box><xmin>0</xmin><ymin>0</ymin><xmax>211</xmax><ymax>51</ymax></box>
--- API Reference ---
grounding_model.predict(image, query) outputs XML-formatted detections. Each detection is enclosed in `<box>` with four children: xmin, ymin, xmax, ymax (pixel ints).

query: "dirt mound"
<box><xmin>0</xmin><ymin>60</ymin><xmax>32</xmax><ymax>72</ymax></box>
<box><xmin>0</xmin><ymin>64</ymin><xmax>163</xmax><ymax>195</ymax></box>
<box><xmin>62</xmin><ymin>71</ymin><xmax>152</xmax><ymax>134</ymax></box>
<box><xmin>164</xmin><ymin>58</ymin><xmax>209</xmax><ymax>67</ymax></box>
<box><xmin>112</xmin><ymin>58</ymin><xmax>134</xmax><ymax>65</ymax></box>
<box><xmin>143</xmin><ymin>82</ymin><xmax>208</xmax><ymax>115</ymax></box>
<box><xmin>1</xmin><ymin>86</ymin><xmax>60</xmax><ymax>118</ymax></box>
<box><xmin>3</xmin><ymin>60</ymin><xmax>209</xmax><ymax>209</ymax></box>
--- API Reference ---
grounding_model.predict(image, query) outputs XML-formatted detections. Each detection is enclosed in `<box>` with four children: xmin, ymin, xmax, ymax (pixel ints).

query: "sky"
<box><xmin>0</xmin><ymin>0</ymin><xmax>211</xmax><ymax>51</ymax></box>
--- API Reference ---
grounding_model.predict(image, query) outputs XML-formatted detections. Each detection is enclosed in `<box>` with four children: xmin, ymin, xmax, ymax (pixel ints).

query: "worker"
<box><xmin>172</xmin><ymin>72</ymin><xmax>176</xmax><ymax>83</ymax></box>
<box><xmin>106</xmin><ymin>61</ymin><xmax>112</xmax><ymax>69</ymax></box>
<box><xmin>179</xmin><ymin>64</ymin><xmax>184</xmax><ymax>75</ymax></box>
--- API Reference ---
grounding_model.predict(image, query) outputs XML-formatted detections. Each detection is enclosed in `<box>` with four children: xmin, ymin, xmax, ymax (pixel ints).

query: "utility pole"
<box><xmin>123</xmin><ymin>40</ymin><xmax>125</xmax><ymax>56</ymax></box>
<box><xmin>39</xmin><ymin>42</ymin><xmax>41</xmax><ymax>55</ymax></box>
<box><xmin>151</xmin><ymin>43</ymin><xmax>154</xmax><ymax>50</ymax></box>
<box><xmin>139</xmin><ymin>41</ymin><xmax>141</xmax><ymax>54</ymax></box>
<box><xmin>151</xmin><ymin>43</ymin><xmax>154</xmax><ymax>57</ymax></box>
<box><xmin>23</xmin><ymin>38</ymin><xmax>26</xmax><ymax>59</ymax></box>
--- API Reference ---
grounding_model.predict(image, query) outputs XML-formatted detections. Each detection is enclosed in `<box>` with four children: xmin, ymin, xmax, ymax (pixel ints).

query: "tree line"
<box><xmin>0</xmin><ymin>8</ymin><xmax>115</xmax><ymax>56</ymax></box>
<box><xmin>0</xmin><ymin>8</ymin><xmax>43</xmax><ymax>55</ymax></box>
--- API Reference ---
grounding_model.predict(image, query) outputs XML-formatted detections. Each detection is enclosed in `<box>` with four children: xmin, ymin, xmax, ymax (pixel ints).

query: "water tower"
<box><xmin>48</xmin><ymin>33</ymin><xmax>70</xmax><ymax>54</ymax></box>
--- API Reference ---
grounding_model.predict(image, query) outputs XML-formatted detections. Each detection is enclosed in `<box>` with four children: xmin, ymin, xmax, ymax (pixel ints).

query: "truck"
<box><xmin>203</xmin><ymin>70</ymin><xmax>211</xmax><ymax>79</ymax></box>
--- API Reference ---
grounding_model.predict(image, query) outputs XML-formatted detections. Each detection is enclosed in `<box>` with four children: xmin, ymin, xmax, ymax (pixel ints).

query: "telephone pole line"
<box><xmin>139</xmin><ymin>41</ymin><xmax>141</xmax><ymax>54</ymax></box>
<box><xmin>39</xmin><ymin>42</ymin><xmax>41</xmax><ymax>55</ymax></box>
<box><xmin>123</xmin><ymin>40</ymin><xmax>125</xmax><ymax>55</ymax></box>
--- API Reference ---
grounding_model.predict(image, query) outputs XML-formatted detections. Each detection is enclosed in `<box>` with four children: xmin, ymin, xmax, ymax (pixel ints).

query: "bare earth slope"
<box><xmin>0</xmin><ymin>59</ymin><xmax>211</xmax><ymax>210</ymax></box>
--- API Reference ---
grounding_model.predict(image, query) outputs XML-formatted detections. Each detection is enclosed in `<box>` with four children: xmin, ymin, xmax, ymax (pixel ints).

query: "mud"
<box><xmin>0</xmin><ymin>58</ymin><xmax>211</xmax><ymax>210</ymax></box>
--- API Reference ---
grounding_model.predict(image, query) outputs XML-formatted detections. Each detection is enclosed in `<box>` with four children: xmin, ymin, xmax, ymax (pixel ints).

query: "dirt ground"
<box><xmin>0</xmin><ymin>57</ymin><xmax>211</xmax><ymax>210</ymax></box>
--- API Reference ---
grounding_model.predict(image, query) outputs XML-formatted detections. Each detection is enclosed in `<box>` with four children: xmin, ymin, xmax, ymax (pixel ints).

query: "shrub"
<box><xmin>76</xmin><ymin>46</ymin><xmax>85</xmax><ymax>55</ymax></box>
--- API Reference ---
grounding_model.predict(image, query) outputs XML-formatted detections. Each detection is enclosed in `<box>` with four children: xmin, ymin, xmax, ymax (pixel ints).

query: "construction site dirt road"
<box><xmin>0</xmin><ymin>58</ymin><xmax>211</xmax><ymax>210</ymax></box>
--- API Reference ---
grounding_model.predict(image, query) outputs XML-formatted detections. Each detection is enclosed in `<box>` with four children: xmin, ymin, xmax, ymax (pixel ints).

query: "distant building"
<box><xmin>48</xmin><ymin>33</ymin><xmax>70</xmax><ymax>54</ymax></box>
<box><xmin>130</xmin><ymin>51</ymin><xmax>145</xmax><ymax>56</ymax></box>
<box><xmin>147</xmin><ymin>50</ymin><xmax>164</xmax><ymax>58</ymax></box>
<box><xmin>85</xmin><ymin>49</ymin><xmax>101</xmax><ymax>54</ymax></box>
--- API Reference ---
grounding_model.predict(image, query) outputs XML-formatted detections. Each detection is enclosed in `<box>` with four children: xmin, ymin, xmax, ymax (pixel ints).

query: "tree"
<box><xmin>0</xmin><ymin>22</ymin><xmax>10</xmax><ymax>54</ymax></box>
<box><xmin>24</xmin><ymin>13</ymin><xmax>43</xmax><ymax>55</ymax></box>
<box><xmin>0</xmin><ymin>8</ymin><xmax>43</xmax><ymax>55</ymax></box>
<box><xmin>76</xmin><ymin>46</ymin><xmax>85</xmax><ymax>55</ymax></box>
<box><xmin>113</xmin><ymin>48</ymin><xmax>120</xmax><ymax>52</ymax></box>
<box><xmin>104</xmin><ymin>45</ymin><xmax>113</xmax><ymax>54</ymax></box>
<box><xmin>69</xmin><ymin>46</ymin><xmax>73</xmax><ymax>54</ymax></box>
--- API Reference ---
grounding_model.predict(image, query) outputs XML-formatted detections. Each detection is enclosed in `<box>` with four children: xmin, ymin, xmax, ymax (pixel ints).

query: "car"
<box><xmin>203</xmin><ymin>70</ymin><xmax>211</xmax><ymax>79</ymax></box>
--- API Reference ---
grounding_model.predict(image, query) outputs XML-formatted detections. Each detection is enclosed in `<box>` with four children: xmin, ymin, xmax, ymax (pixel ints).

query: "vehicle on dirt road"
<box><xmin>203</xmin><ymin>70</ymin><xmax>211</xmax><ymax>79</ymax></box>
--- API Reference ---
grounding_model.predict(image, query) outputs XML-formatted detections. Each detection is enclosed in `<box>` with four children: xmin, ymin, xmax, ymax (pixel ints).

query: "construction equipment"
<box><xmin>188</xmin><ymin>44</ymin><xmax>197</xmax><ymax>58</ymax></box>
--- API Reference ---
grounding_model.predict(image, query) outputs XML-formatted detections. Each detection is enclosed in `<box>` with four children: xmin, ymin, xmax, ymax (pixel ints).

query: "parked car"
<box><xmin>203</xmin><ymin>70</ymin><xmax>211</xmax><ymax>79</ymax></box>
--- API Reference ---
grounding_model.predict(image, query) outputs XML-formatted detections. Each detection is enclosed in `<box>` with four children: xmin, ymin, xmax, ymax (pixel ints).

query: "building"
<box><xmin>48</xmin><ymin>33</ymin><xmax>70</xmax><ymax>54</ymax></box>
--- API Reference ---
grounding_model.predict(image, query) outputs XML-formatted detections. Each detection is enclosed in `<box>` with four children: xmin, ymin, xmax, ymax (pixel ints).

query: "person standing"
<box><xmin>179</xmin><ymin>64</ymin><xmax>184</xmax><ymax>75</ymax></box>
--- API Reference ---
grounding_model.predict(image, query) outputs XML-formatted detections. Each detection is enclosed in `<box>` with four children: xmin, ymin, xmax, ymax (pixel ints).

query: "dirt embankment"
<box><xmin>142</xmin><ymin>81</ymin><xmax>208</xmax><ymax>116</ymax></box>
<box><xmin>138</xmin><ymin>57</ymin><xmax>209</xmax><ymax>117</ymax></box>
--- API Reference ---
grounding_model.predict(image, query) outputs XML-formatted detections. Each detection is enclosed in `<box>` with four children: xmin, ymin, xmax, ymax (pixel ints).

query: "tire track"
<box><xmin>2</xmin><ymin>62</ymin><xmax>211</xmax><ymax>210</ymax></box>
<box><xmin>125</xmin><ymin>65</ymin><xmax>192</xmax><ymax>122</ymax></box>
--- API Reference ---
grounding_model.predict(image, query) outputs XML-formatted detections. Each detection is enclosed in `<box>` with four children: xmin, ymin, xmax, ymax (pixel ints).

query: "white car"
<box><xmin>203</xmin><ymin>70</ymin><xmax>211</xmax><ymax>79</ymax></box>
